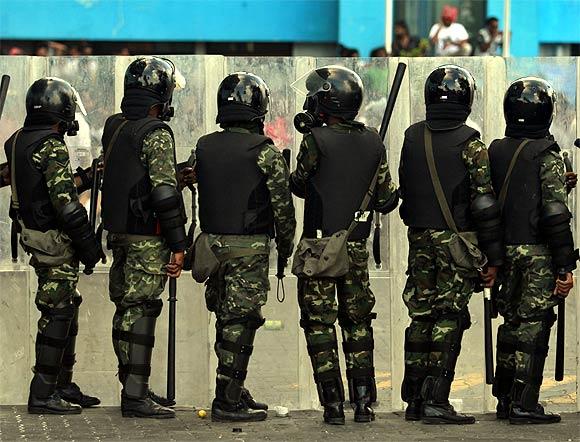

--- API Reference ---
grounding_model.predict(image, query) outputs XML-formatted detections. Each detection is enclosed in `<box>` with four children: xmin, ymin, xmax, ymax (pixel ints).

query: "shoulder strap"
<box><xmin>103</xmin><ymin>119</ymin><xmax>130</xmax><ymax>168</ymax></box>
<box><xmin>497</xmin><ymin>139</ymin><xmax>531</xmax><ymax>209</ymax></box>
<box><xmin>424</xmin><ymin>125</ymin><xmax>459</xmax><ymax>233</ymax></box>
<box><xmin>346</xmin><ymin>151</ymin><xmax>384</xmax><ymax>235</ymax></box>
<box><xmin>10</xmin><ymin>129</ymin><xmax>23</xmax><ymax>209</ymax></box>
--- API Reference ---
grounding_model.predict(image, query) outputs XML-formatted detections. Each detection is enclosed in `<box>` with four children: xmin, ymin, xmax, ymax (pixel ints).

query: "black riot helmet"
<box><xmin>25</xmin><ymin>77</ymin><xmax>84</xmax><ymax>135</ymax></box>
<box><xmin>122</xmin><ymin>57</ymin><xmax>179</xmax><ymax>121</ymax></box>
<box><xmin>424</xmin><ymin>65</ymin><xmax>475</xmax><ymax>108</ymax></box>
<box><xmin>216</xmin><ymin>72</ymin><xmax>269</xmax><ymax>124</ymax></box>
<box><xmin>504</xmin><ymin>77</ymin><xmax>555</xmax><ymax>128</ymax></box>
<box><xmin>292</xmin><ymin>65</ymin><xmax>363</xmax><ymax>133</ymax></box>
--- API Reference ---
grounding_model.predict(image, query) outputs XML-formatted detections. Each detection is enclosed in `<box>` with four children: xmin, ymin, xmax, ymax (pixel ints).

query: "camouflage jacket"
<box><xmin>290</xmin><ymin>121</ymin><xmax>399</xmax><ymax>213</ymax></box>
<box><xmin>32</xmin><ymin>137</ymin><xmax>79</xmax><ymax>213</ymax></box>
<box><xmin>187</xmin><ymin>124</ymin><xmax>296</xmax><ymax>259</ymax></box>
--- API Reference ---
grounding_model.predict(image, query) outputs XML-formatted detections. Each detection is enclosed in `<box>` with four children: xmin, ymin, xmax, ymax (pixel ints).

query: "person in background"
<box><xmin>429</xmin><ymin>5</ymin><xmax>472</xmax><ymax>56</ymax></box>
<box><xmin>370</xmin><ymin>47</ymin><xmax>388</xmax><ymax>57</ymax></box>
<box><xmin>392</xmin><ymin>21</ymin><xmax>428</xmax><ymax>57</ymax></box>
<box><xmin>476</xmin><ymin>17</ymin><xmax>503</xmax><ymax>56</ymax></box>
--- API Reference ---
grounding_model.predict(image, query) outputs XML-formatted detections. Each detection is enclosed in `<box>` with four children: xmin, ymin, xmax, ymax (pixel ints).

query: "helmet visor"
<box><xmin>71</xmin><ymin>86</ymin><xmax>87</xmax><ymax>117</ymax></box>
<box><xmin>291</xmin><ymin>68</ymin><xmax>339</xmax><ymax>97</ymax></box>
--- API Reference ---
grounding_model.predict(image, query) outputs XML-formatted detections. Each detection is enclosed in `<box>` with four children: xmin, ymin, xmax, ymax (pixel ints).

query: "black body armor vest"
<box><xmin>489</xmin><ymin>137</ymin><xmax>557</xmax><ymax>245</ymax></box>
<box><xmin>4</xmin><ymin>127</ymin><xmax>63</xmax><ymax>232</ymax></box>
<box><xmin>399</xmin><ymin>121</ymin><xmax>479</xmax><ymax>231</ymax></box>
<box><xmin>304</xmin><ymin>125</ymin><xmax>384</xmax><ymax>241</ymax></box>
<box><xmin>196</xmin><ymin>131</ymin><xmax>275</xmax><ymax>236</ymax></box>
<box><xmin>101</xmin><ymin>113</ymin><xmax>174</xmax><ymax>235</ymax></box>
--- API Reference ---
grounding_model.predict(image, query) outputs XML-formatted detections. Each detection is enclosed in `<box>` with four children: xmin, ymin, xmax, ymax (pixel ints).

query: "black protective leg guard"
<box><xmin>342</xmin><ymin>332</ymin><xmax>376</xmax><ymax>423</ymax></box>
<box><xmin>493</xmin><ymin>366</ymin><xmax>515</xmax><ymax>420</ymax></box>
<box><xmin>402</xmin><ymin>320</ymin><xmax>433</xmax><ymax>421</ymax></box>
<box><xmin>56</xmin><ymin>297</ymin><xmax>101</xmax><ymax>408</ymax></box>
<box><xmin>315</xmin><ymin>371</ymin><xmax>346</xmax><ymax>425</ymax></box>
<box><xmin>212</xmin><ymin>319</ymin><xmax>267</xmax><ymax>422</ymax></box>
<box><xmin>28</xmin><ymin>304</ymin><xmax>81</xmax><ymax>415</ymax></box>
<box><xmin>421</xmin><ymin>309</ymin><xmax>474</xmax><ymax>425</ymax></box>
<box><xmin>215</xmin><ymin>321</ymin><xmax>266</xmax><ymax>411</ymax></box>
<box><xmin>402</xmin><ymin>366</ymin><xmax>429</xmax><ymax>421</ymax></box>
<box><xmin>510</xmin><ymin>313</ymin><xmax>560</xmax><ymax>425</ymax></box>
<box><xmin>118</xmin><ymin>302</ymin><xmax>174</xmax><ymax>419</ymax></box>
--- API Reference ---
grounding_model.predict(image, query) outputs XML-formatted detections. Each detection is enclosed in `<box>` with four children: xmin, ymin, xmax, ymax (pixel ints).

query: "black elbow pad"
<box><xmin>540</xmin><ymin>202</ymin><xmax>578</xmax><ymax>271</ymax></box>
<box><xmin>58</xmin><ymin>201</ymin><xmax>102</xmax><ymax>268</ymax></box>
<box><xmin>471</xmin><ymin>194</ymin><xmax>503</xmax><ymax>265</ymax></box>
<box><xmin>150</xmin><ymin>184</ymin><xmax>187</xmax><ymax>252</ymax></box>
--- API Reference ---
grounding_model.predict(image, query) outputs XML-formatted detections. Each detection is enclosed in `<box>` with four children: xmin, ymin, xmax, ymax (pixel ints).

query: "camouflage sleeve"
<box><xmin>33</xmin><ymin>138</ymin><xmax>79</xmax><ymax>212</ymax></box>
<box><xmin>140</xmin><ymin>128</ymin><xmax>178</xmax><ymax>188</ymax></box>
<box><xmin>257</xmin><ymin>143</ymin><xmax>296</xmax><ymax>258</ymax></box>
<box><xmin>462</xmin><ymin>137</ymin><xmax>494</xmax><ymax>200</ymax></box>
<box><xmin>373</xmin><ymin>154</ymin><xmax>399</xmax><ymax>214</ymax></box>
<box><xmin>289</xmin><ymin>134</ymin><xmax>319</xmax><ymax>198</ymax></box>
<box><xmin>539</xmin><ymin>149</ymin><xmax>567</xmax><ymax>206</ymax></box>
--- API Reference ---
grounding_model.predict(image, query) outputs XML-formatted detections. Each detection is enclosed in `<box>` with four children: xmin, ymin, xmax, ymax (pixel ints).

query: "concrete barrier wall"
<box><xmin>0</xmin><ymin>56</ymin><xmax>578</xmax><ymax>413</ymax></box>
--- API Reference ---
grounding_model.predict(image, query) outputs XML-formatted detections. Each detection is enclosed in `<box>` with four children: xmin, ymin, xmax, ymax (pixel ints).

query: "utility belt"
<box><xmin>107</xmin><ymin>232</ymin><xmax>162</xmax><ymax>248</ymax></box>
<box><xmin>18</xmin><ymin>219</ymin><xmax>76</xmax><ymax>267</ymax></box>
<box><xmin>190</xmin><ymin>232</ymin><xmax>269</xmax><ymax>283</ymax></box>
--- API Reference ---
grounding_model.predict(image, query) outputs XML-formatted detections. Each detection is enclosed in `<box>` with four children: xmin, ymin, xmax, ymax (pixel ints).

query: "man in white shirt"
<box><xmin>429</xmin><ymin>5</ymin><xmax>472</xmax><ymax>56</ymax></box>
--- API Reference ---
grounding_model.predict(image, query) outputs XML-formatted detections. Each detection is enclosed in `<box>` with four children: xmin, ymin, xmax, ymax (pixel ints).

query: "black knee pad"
<box><xmin>72</xmin><ymin>295</ymin><xmax>83</xmax><ymax>307</ymax></box>
<box><xmin>143</xmin><ymin>299</ymin><xmax>163</xmax><ymax>318</ymax></box>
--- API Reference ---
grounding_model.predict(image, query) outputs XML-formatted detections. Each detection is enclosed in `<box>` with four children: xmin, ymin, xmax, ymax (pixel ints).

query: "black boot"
<box><xmin>56</xmin><ymin>297</ymin><xmax>100</xmax><ymax>408</ymax></box>
<box><xmin>421</xmin><ymin>376</ymin><xmax>475</xmax><ymax>425</ymax></box>
<box><xmin>493</xmin><ymin>366</ymin><xmax>515</xmax><ymax>420</ymax></box>
<box><xmin>28</xmin><ymin>304</ymin><xmax>81</xmax><ymax>415</ymax></box>
<box><xmin>316</xmin><ymin>373</ymin><xmax>345</xmax><ymax>425</ymax></box>
<box><xmin>241</xmin><ymin>387</ymin><xmax>268</xmax><ymax>411</ymax></box>
<box><xmin>402</xmin><ymin>367</ymin><xmax>427</xmax><ymax>421</ymax></box>
<box><xmin>212</xmin><ymin>378</ymin><xmax>267</xmax><ymax>422</ymax></box>
<box><xmin>211</xmin><ymin>321</ymin><xmax>266</xmax><ymax>422</ymax></box>
<box><xmin>148</xmin><ymin>389</ymin><xmax>176</xmax><ymax>407</ymax></box>
<box><xmin>347</xmin><ymin>372</ymin><xmax>376</xmax><ymax>423</ymax></box>
<box><xmin>509</xmin><ymin>314</ymin><xmax>559</xmax><ymax>425</ymax></box>
<box><xmin>116</xmin><ymin>307</ymin><xmax>174</xmax><ymax>419</ymax></box>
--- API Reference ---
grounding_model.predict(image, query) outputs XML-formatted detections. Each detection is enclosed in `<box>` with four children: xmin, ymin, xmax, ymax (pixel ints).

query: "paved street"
<box><xmin>0</xmin><ymin>407</ymin><xmax>578</xmax><ymax>441</ymax></box>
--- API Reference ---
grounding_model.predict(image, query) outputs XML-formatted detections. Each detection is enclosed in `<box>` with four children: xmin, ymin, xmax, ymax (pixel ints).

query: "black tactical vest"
<box><xmin>304</xmin><ymin>125</ymin><xmax>384</xmax><ymax>241</ymax></box>
<box><xmin>4</xmin><ymin>127</ymin><xmax>63</xmax><ymax>232</ymax></box>
<box><xmin>101</xmin><ymin>113</ymin><xmax>174</xmax><ymax>235</ymax></box>
<box><xmin>196</xmin><ymin>130</ymin><xmax>275</xmax><ymax>236</ymax></box>
<box><xmin>489</xmin><ymin>137</ymin><xmax>557</xmax><ymax>245</ymax></box>
<box><xmin>399</xmin><ymin>121</ymin><xmax>479</xmax><ymax>230</ymax></box>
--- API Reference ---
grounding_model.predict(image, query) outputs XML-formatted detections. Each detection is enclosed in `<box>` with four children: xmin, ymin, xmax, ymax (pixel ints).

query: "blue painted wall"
<box><xmin>0</xmin><ymin>0</ymin><xmax>338</xmax><ymax>42</ymax></box>
<box><xmin>487</xmin><ymin>0</ymin><xmax>580</xmax><ymax>56</ymax></box>
<box><xmin>1</xmin><ymin>0</ymin><xmax>578</xmax><ymax>56</ymax></box>
<box><xmin>338</xmin><ymin>0</ymin><xmax>386</xmax><ymax>56</ymax></box>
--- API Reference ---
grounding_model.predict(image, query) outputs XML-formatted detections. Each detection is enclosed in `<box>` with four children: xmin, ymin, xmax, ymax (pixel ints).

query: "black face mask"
<box><xmin>293</xmin><ymin>96</ymin><xmax>324</xmax><ymax>134</ymax></box>
<box><xmin>505</xmin><ymin>123</ymin><xmax>551</xmax><ymax>139</ymax></box>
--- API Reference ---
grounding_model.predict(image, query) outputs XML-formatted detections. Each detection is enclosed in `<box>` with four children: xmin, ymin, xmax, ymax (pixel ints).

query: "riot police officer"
<box><xmin>489</xmin><ymin>77</ymin><xmax>576</xmax><ymax>424</ymax></box>
<box><xmin>101</xmin><ymin>57</ymin><xmax>187</xmax><ymax>419</ymax></box>
<box><xmin>290</xmin><ymin>65</ymin><xmax>399</xmax><ymax>425</ymax></box>
<box><xmin>4</xmin><ymin>78</ymin><xmax>103</xmax><ymax>414</ymax></box>
<box><xmin>398</xmin><ymin>65</ymin><xmax>503</xmax><ymax>424</ymax></box>
<box><xmin>190</xmin><ymin>72</ymin><xmax>295</xmax><ymax>422</ymax></box>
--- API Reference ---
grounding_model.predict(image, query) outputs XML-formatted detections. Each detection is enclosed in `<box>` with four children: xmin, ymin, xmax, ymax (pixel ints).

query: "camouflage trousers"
<box><xmin>108</xmin><ymin>234</ymin><xmax>171</xmax><ymax>364</ymax></box>
<box><xmin>494</xmin><ymin>245</ymin><xmax>558</xmax><ymax>395</ymax></box>
<box><xmin>402</xmin><ymin>229</ymin><xmax>477</xmax><ymax>379</ymax></box>
<box><xmin>34</xmin><ymin>262</ymin><xmax>80</xmax><ymax>333</ymax></box>
<box><xmin>298</xmin><ymin>240</ymin><xmax>375</xmax><ymax>379</ymax></box>
<box><xmin>204</xmin><ymin>234</ymin><xmax>270</xmax><ymax>375</ymax></box>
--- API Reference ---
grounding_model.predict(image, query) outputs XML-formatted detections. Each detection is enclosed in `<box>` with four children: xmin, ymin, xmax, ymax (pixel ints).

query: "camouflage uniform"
<box><xmin>190</xmin><ymin>125</ymin><xmax>296</xmax><ymax>375</ymax></box>
<box><xmin>107</xmin><ymin>128</ymin><xmax>175</xmax><ymax>364</ymax></box>
<box><xmin>494</xmin><ymin>150</ymin><xmax>566</xmax><ymax>401</ymax></box>
<box><xmin>291</xmin><ymin>122</ymin><xmax>398</xmax><ymax>380</ymax></box>
<box><xmin>30</xmin><ymin>138</ymin><xmax>80</xmax><ymax>318</ymax></box>
<box><xmin>402</xmin><ymin>138</ymin><xmax>491</xmax><ymax>390</ymax></box>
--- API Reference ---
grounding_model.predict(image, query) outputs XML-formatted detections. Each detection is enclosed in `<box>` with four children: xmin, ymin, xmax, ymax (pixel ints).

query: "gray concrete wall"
<box><xmin>0</xmin><ymin>56</ymin><xmax>578</xmax><ymax>413</ymax></box>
